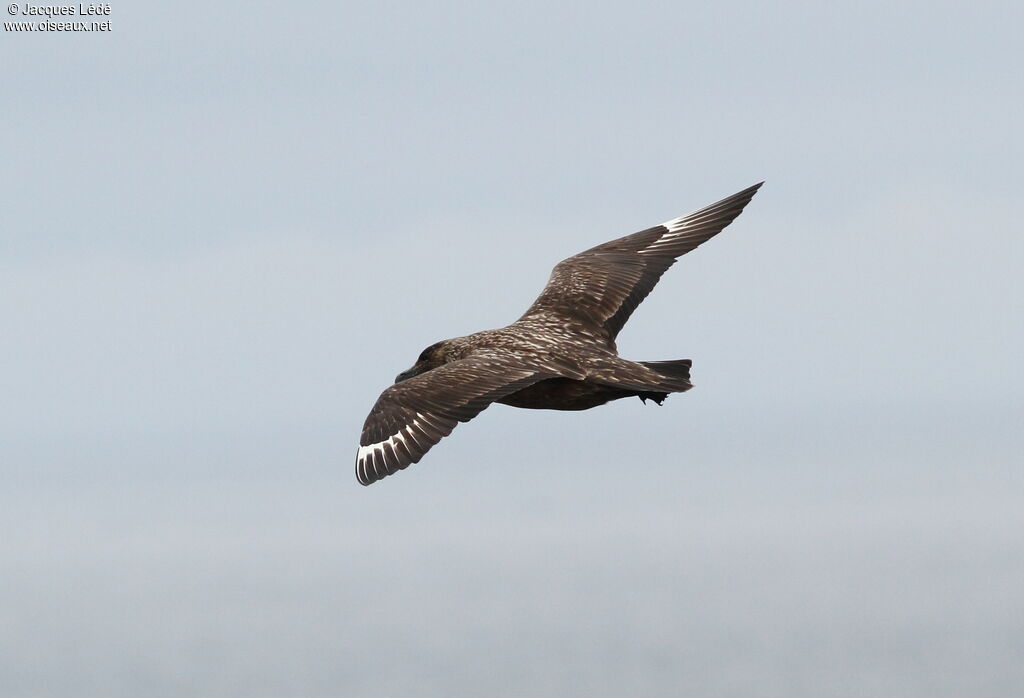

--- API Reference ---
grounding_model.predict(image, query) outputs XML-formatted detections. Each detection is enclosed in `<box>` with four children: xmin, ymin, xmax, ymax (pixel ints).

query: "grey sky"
<box><xmin>2</xmin><ymin>2</ymin><xmax>1022</xmax><ymax>696</ymax></box>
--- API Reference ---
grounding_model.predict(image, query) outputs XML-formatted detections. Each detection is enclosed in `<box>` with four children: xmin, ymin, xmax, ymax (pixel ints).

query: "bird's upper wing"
<box><xmin>519</xmin><ymin>182</ymin><xmax>763</xmax><ymax>342</ymax></box>
<box><xmin>356</xmin><ymin>353</ymin><xmax>558</xmax><ymax>485</ymax></box>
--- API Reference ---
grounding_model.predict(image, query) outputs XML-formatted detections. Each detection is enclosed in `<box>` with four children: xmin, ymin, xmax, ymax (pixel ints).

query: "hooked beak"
<box><xmin>394</xmin><ymin>367</ymin><xmax>417</xmax><ymax>383</ymax></box>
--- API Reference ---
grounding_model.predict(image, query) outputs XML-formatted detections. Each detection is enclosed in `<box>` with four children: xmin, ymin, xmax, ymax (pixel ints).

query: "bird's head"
<box><xmin>394</xmin><ymin>340</ymin><xmax>449</xmax><ymax>383</ymax></box>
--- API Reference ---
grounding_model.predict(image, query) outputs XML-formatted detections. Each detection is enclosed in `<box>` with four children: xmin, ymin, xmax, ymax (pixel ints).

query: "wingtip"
<box><xmin>726</xmin><ymin>181</ymin><xmax>765</xmax><ymax>207</ymax></box>
<box><xmin>709</xmin><ymin>181</ymin><xmax>765</xmax><ymax>208</ymax></box>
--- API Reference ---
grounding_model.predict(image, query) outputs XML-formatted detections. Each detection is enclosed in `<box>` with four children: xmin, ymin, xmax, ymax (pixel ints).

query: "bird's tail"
<box><xmin>638</xmin><ymin>359</ymin><xmax>693</xmax><ymax>392</ymax></box>
<box><xmin>626</xmin><ymin>359</ymin><xmax>692</xmax><ymax>406</ymax></box>
<box><xmin>585</xmin><ymin>357</ymin><xmax>693</xmax><ymax>406</ymax></box>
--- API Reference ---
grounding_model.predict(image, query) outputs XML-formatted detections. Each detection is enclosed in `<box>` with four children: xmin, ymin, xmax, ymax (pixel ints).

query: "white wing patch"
<box><xmin>356</xmin><ymin>411</ymin><xmax>431</xmax><ymax>484</ymax></box>
<box><xmin>660</xmin><ymin>213</ymin><xmax>692</xmax><ymax>234</ymax></box>
<box><xmin>638</xmin><ymin>217</ymin><xmax>689</xmax><ymax>256</ymax></box>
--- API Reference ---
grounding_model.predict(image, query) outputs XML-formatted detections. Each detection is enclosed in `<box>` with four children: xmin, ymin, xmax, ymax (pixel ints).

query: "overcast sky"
<box><xmin>2</xmin><ymin>2</ymin><xmax>1022</xmax><ymax>696</ymax></box>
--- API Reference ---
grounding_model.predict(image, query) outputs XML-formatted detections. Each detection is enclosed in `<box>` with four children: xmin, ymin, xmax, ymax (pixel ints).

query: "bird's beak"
<box><xmin>394</xmin><ymin>367</ymin><xmax>416</xmax><ymax>384</ymax></box>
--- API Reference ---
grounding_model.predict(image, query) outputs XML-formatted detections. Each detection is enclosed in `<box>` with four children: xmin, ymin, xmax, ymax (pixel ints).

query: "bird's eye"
<box><xmin>417</xmin><ymin>341</ymin><xmax>443</xmax><ymax>363</ymax></box>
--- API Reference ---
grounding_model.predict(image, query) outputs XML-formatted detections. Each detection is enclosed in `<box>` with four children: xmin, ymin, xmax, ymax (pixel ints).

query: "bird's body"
<box><xmin>407</xmin><ymin>321</ymin><xmax>693</xmax><ymax>411</ymax></box>
<box><xmin>356</xmin><ymin>183</ymin><xmax>763</xmax><ymax>485</ymax></box>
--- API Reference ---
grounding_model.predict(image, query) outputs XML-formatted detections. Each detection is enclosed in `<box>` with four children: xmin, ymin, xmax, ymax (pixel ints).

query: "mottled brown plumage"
<box><xmin>356</xmin><ymin>183</ymin><xmax>763</xmax><ymax>485</ymax></box>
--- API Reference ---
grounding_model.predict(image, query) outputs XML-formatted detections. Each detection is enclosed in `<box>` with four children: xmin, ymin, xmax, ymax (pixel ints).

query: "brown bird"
<box><xmin>356</xmin><ymin>183</ymin><xmax>763</xmax><ymax>485</ymax></box>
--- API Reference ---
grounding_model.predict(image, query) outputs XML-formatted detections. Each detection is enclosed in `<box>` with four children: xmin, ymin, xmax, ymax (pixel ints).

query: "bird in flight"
<box><xmin>355</xmin><ymin>182</ymin><xmax>763</xmax><ymax>485</ymax></box>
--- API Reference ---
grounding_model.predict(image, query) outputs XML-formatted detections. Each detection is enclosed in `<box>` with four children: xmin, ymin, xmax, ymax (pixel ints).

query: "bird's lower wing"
<box><xmin>356</xmin><ymin>354</ymin><xmax>557</xmax><ymax>485</ymax></box>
